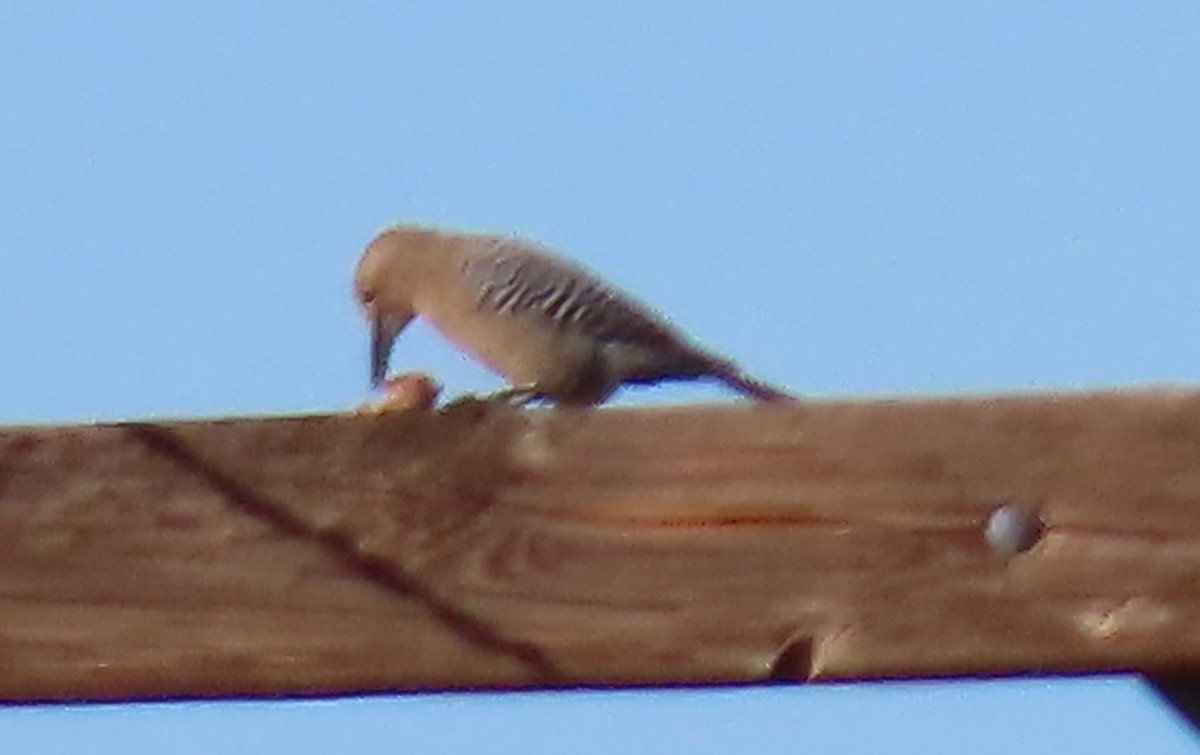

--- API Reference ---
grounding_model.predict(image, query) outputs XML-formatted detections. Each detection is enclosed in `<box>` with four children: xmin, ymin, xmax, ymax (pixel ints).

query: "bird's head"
<box><xmin>353</xmin><ymin>226</ymin><xmax>442</xmax><ymax>388</ymax></box>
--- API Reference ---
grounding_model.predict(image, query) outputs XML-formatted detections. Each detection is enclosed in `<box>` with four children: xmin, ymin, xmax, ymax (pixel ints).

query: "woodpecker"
<box><xmin>353</xmin><ymin>225</ymin><xmax>794</xmax><ymax>406</ymax></box>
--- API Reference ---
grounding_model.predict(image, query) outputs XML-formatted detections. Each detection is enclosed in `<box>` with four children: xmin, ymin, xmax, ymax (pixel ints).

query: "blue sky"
<box><xmin>2</xmin><ymin>2</ymin><xmax>1199</xmax><ymax>752</ymax></box>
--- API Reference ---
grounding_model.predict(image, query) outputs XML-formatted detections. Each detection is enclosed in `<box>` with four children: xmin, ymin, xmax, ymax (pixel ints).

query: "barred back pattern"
<box><xmin>462</xmin><ymin>239</ymin><xmax>687</xmax><ymax>354</ymax></box>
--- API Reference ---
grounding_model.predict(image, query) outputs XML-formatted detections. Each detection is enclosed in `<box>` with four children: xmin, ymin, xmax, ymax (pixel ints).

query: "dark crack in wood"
<box><xmin>123</xmin><ymin>422</ymin><xmax>562</xmax><ymax>683</ymax></box>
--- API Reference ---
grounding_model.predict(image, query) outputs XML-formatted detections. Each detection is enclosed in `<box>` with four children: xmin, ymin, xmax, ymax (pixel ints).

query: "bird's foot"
<box><xmin>439</xmin><ymin>384</ymin><xmax>543</xmax><ymax>414</ymax></box>
<box><xmin>482</xmin><ymin>384</ymin><xmax>543</xmax><ymax>406</ymax></box>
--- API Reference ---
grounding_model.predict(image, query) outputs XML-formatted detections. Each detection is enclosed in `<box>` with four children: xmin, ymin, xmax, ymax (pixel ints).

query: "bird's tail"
<box><xmin>698</xmin><ymin>355</ymin><xmax>795</xmax><ymax>402</ymax></box>
<box><xmin>717</xmin><ymin>368</ymin><xmax>796</xmax><ymax>402</ymax></box>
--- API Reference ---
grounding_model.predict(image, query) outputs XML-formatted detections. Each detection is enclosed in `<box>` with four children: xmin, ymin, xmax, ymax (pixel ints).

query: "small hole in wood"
<box><xmin>769</xmin><ymin>636</ymin><xmax>814</xmax><ymax>681</ymax></box>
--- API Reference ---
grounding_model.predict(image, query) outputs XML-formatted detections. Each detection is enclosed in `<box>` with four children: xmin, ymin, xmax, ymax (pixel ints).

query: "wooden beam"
<box><xmin>2</xmin><ymin>388</ymin><xmax>1199</xmax><ymax>701</ymax></box>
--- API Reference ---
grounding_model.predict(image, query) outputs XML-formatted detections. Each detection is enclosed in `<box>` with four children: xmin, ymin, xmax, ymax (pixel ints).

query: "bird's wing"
<box><xmin>461</xmin><ymin>238</ymin><xmax>686</xmax><ymax>352</ymax></box>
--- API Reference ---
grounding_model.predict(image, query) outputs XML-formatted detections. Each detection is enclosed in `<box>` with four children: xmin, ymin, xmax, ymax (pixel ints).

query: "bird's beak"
<box><xmin>369</xmin><ymin>308</ymin><xmax>412</xmax><ymax>389</ymax></box>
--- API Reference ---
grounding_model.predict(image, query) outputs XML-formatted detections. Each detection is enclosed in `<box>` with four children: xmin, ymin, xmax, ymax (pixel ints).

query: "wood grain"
<box><xmin>2</xmin><ymin>388</ymin><xmax>1200</xmax><ymax>700</ymax></box>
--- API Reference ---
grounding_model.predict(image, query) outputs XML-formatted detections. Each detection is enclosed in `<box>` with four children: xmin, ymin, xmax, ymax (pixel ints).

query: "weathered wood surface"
<box><xmin>1</xmin><ymin>389</ymin><xmax>1200</xmax><ymax>701</ymax></box>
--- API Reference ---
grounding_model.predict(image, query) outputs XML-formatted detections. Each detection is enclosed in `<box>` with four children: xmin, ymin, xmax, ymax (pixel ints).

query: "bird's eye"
<box><xmin>360</xmin><ymin>289</ymin><xmax>377</xmax><ymax>305</ymax></box>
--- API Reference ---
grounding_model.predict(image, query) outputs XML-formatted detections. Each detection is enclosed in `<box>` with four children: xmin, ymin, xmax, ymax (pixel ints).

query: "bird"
<box><xmin>352</xmin><ymin>224</ymin><xmax>795</xmax><ymax>407</ymax></box>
